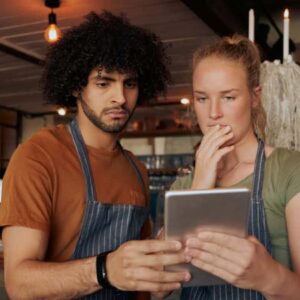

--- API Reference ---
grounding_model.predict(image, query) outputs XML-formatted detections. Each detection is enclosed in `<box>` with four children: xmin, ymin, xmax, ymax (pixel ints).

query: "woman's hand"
<box><xmin>192</xmin><ymin>125</ymin><xmax>234</xmax><ymax>189</ymax></box>
<box><xmin>185</xmin><ymin>231</ymin><xmax>279</xmax><ymax>293</ymax></box>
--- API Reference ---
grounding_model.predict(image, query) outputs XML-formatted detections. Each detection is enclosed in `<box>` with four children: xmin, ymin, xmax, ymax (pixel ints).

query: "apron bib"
<box><xmin>181</xmin><ymin>140</ymin><xmax>272</xmax><ymax>300</ymax></box>
<box><xmin>69</xmin><ymin>119</ymin><xmax>148</xmax><ymax>299</ymax></box>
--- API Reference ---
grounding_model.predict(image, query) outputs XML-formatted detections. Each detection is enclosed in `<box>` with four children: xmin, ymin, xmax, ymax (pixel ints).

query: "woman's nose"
<box><xmin>209</xmin><ymin>100</ymin><xmax>223</xmax><ymax>119</ymax></box>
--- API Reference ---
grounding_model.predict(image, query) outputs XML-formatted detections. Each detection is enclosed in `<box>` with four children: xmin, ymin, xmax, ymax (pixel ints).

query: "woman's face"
<box><xmin>193</xmin><ymin>56</ymin><xmax>259</xmax><ymax>145</ymax></box>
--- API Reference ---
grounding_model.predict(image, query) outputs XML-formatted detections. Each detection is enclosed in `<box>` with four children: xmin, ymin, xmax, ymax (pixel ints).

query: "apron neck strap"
<box><xmin>252</xmin><ymin>139</ymin><xmax>265</xmax><ymax>199</ymax></box>
<box><xmin>69</xmin><ymin>118</ymin><xmax>147</xmax><ymax>201</ymax></box>
<box><xmin>69</xmin><ymin>118</ymin><xmax>97</xmax><ymax>202</ymax></box>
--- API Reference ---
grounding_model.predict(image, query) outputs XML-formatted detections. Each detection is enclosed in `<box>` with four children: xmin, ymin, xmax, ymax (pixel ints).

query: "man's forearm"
<box><xmin>6</xmin><ymin>256</ymin><xmax>100</xmax><ymax>299</ymax></box>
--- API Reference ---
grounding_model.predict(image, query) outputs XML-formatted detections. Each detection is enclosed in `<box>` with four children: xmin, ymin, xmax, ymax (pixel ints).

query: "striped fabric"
<box><xmin>181</xmin><ymin>140</ymin><xmax>272</xmax><ymax>300</ymax></box>
<box><xmin>70</xmin><ymin>119</ymin><xmax>148</xmax><ymax>299</ymax></box>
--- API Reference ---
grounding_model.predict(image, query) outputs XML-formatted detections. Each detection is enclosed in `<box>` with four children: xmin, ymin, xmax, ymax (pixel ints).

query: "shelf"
<box><xmin>121</xmin><ymin>128</ymin><xmax>200</xmax><ymax>138</ymax></box>
<box><xmin>147</xmin><ymin>168</ymin><xmax>178</xmax><ymax>176</ymax></box>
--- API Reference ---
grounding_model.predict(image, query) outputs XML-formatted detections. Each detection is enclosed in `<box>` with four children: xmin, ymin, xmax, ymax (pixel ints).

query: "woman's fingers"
<box><xmin>196</xmin><ymin>126</ymin><xmax>233</xmax><ymax>160</ymax></box>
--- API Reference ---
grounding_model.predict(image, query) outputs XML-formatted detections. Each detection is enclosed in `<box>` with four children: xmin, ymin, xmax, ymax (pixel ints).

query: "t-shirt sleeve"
<box><xmin>283</xmin><ymin>151</ymin><xmax>300</xmax><ymax>204</ymax></box>
<box><xmin>170</xmin><ymin>171</ymin><xmax>193</xmax><ymax>191</ymax></box>
<box><xmin>0</xmin><ymin>141</ymin><xmax>53</xmax><ymax>232</ymax></box>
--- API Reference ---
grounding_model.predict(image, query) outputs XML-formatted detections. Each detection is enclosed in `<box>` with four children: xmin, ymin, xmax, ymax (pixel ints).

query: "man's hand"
<box><xmin>106</xmin><ymin>239</ymin><xmax>191</xmax><ymax>293</ymax></box>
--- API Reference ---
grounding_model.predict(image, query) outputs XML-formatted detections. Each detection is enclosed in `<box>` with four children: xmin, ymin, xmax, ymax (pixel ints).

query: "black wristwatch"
<box><xmin>96</xmin><ymin>251</ymin><xmax>114</xmax><ymax>289</ymax></box>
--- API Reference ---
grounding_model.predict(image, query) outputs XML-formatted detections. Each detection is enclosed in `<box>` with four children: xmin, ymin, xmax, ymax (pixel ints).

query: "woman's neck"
<box><xmin>224</xmin><ymin>131</ymin><xmax>258</xmax><ymax>167</ymax></box>
<box><xmin>217</xmin><ymin>131</ymin><xmax>259</xmax><ymax>184</ymax></box>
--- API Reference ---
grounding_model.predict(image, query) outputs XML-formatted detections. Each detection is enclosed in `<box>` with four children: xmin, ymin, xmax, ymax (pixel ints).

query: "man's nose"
<box><xmin>111</xmin><ymin>85</ymin><xmax>126</xmax><ymax>105</ymax></box>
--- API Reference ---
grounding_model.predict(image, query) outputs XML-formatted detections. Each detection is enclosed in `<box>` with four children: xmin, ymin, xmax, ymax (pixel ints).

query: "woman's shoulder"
<box><xmin>267</xmin><ymin>147</ymin><xmax>300</xmax><ymax>167</ymax></box>
<box><xmin>267</xmin><ymin>147</ymin><xmax>300</xmax><ymax>205</ymax></box>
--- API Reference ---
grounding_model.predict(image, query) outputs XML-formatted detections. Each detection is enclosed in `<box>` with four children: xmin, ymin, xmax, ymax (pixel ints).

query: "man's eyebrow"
<box><xmin>93</xmin><ymin>75</ymin><xmax>115</xmax><ymax>81</ymax></box>
<box><xmin>125</xmin><ymin>76</ymin><xmax>138</xmax><ymax>81</ymax></box>
<box><xmin>91</xmin><ymin>75</ymin><xmax>138</xmax><ymax>81</ymax></box>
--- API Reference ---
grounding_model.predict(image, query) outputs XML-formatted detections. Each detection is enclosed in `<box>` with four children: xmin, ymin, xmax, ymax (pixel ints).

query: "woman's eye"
<box><xmin>196</xmin><ymin>97</ymin><xmax>207</xmax><ymax>103</ymax></box>
<box><xmin>224</xmin><ymin>96</ymin><xmax>235</xmax><ymax>101</ymax></box>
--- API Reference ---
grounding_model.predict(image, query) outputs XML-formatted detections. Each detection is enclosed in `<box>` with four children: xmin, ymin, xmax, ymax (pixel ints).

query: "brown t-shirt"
<box><xmin>0</xmin><ymin>124</ymin><xmax>150</xmax><ymax>261</ymax></box>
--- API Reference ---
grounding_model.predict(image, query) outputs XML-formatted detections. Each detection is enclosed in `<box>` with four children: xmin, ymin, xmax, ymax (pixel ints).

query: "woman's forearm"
<box><xmin>262</xmin><ymin>262</ymin><xmax>300</xmax><ymax>300</ymax></box>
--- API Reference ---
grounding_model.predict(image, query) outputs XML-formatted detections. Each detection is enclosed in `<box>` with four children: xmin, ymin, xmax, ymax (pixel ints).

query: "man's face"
<box><xmin>78</xmin><ymin>68</ymin><xmax>139</xmax><ymax>133</ymax></box>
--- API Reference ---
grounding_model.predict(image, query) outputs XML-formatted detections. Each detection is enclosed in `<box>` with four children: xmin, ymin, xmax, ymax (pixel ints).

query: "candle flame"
<box><xmin>284</xmin><ymin>9</ymin><xmax>289</xmax><ymax>18</ymax></box>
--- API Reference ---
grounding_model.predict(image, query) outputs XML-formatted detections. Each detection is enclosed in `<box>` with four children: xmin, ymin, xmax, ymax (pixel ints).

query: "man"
<box><xmin>0</xmin><ymin>11</ymin><xmax>190</xmax><ymax>299</ymax></box>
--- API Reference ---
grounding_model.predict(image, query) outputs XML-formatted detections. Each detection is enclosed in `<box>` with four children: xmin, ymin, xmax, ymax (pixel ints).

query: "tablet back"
<box><xmin>165</xmin><ymin>188</ymin><xmax>251</xmax><ymax>287</ymax></box>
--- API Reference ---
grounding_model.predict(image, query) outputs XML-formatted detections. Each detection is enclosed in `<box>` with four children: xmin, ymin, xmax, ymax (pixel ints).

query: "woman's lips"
<box><xmin>207</xmin><ymin>124</ymin><xmax>228</xmax><ymax>128</ymax></box>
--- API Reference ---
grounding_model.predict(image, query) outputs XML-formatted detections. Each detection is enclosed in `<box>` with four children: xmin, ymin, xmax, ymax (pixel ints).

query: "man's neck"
<box><xmin>76</xmin><ymin>115</ymin><xmax>119</xmax><ymax>151</ymax></box>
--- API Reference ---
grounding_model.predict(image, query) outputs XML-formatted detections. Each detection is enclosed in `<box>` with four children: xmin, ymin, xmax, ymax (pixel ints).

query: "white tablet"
<box><xmin>165</xmin><ymin>188</ymin><xmax>251</xmax><ymax>287</ymax></box>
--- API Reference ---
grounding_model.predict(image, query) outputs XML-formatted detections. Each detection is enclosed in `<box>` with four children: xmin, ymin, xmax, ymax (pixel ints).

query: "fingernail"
<box><xmin>172</xmin><ymin>241</ymin><xmax>182</xmax><ymax>249</ymax></box>
<box><xmin>175</xmin><ymin>283</ymin><xmax>181</xmax><ymax>289</ymax></box>
<box><xmin>185</xmin><ymin>273</ymin><xmax>191</xmax><ymax>281</ymax></box>
<box><xmin>185</xmin><ymin>255</ymin><xmax>192</xmax><ymax>262</ymax></box>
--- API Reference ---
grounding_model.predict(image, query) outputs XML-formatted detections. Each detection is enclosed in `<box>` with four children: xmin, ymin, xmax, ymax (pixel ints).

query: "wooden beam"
<box><xmin>0</xmin><ymin>40</ymin><xmax>44</xmax><ymax>66</ymax></box>
<box><xmin>180</xmin><ymin>0</ymin><xmax>234</xmax><ymax>36</ymax></box>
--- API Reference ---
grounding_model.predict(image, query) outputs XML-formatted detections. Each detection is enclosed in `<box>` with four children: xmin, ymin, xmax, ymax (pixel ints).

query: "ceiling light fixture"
<box><xmin>57</xmin><ymin>107</ymin><xmax>67</xmax><ymax>116</ymax></box>
<box><xmin>44</xmin><ymin>0</ymin><xmax>62</xmax><ymax>44</ymax></box>
<box><xmin>180</xmin><ymin>98</ymin><xmax>190</xmax><ymax>105</ymax></box>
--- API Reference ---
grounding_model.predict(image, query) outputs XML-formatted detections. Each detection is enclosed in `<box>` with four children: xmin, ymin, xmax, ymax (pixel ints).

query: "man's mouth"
<box><xmin>105</xmin><ymin>109</ymin><xmax>129</xmax><ymax>119</ymax></box>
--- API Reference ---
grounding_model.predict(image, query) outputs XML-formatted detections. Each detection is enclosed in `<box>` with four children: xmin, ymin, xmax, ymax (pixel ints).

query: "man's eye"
<box><xmin>96</xmin><ymin>81</ymin><xmax>108</xmax><ymax>88</ymax></box>
<box><xmin>125</xmin><ymin>81</ymin><xmax>138</xmax><ymax>89</ymax></box>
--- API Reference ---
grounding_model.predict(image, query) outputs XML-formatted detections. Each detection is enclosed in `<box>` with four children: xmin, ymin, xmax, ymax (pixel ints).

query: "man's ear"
<box><xmin>72</xmin><ymin>90</ymin><xmax>80</xmax><ymax>98</ymax></box>
<box><xmin>251</xmin><ymin>86</ymin><xmax>262</xmax><ymax>109</ymax></box>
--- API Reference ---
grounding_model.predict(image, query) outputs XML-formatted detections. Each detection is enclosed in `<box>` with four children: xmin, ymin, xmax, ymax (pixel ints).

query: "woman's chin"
<box><xmin>221</xmin><ymin>138</ymin><xmax>235</xmax><ymax>148</ymax></box>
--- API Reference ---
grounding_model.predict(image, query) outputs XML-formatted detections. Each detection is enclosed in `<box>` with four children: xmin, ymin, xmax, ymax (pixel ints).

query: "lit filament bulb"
<box><xmin>44</xmin><ymin>12</ymin><xmax>62</xmax><ymax>43</ymax></box>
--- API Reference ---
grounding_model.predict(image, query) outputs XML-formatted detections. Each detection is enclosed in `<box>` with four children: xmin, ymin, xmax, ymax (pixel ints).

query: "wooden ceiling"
<box><xmin>0</xmin><ymin>0</ymin><xmax>299</xmax><ymax>115</ymax></box>
<box><xmin>0</xmin><ymin>0</ymin><xmax>217</xmax><ymax>114</ymax></box>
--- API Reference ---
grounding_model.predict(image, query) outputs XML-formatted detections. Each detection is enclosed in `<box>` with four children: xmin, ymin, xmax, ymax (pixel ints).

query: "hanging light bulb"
<box><xmin>44</xmin><ymin>10</ymin><xmax>62</xmax><ymax>43</ymax></box>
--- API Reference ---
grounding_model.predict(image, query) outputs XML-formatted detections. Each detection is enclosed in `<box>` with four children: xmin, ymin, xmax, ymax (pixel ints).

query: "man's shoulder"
<box><xmin>10</xmin><ymin>124</ymin><xmax>71</xmax><ymax>166</ymax></box>
<box><xmin>22</xmin><ymin>124</ymin><xmax>70</xmax><ymax>152</ymax></box>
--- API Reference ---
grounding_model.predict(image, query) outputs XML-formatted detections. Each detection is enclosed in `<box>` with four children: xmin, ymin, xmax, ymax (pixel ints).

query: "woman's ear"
<box><xmin>251</xmin><ymin>86</ymin><xmax>262</xmax><ymax>109</ymax></box>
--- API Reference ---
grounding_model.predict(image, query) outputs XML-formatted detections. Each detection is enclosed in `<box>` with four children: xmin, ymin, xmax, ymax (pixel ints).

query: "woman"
<box><xmin>171</xmin><ymin>35</ymin><xmax>300</xmax><ymax>299</ymax></box>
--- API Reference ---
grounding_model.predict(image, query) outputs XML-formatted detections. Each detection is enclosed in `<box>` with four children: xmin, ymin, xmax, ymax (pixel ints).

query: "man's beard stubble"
<box><xmin>79</xmin><ymin>94</ymin><xmax>135</xmax><ymax>134</ymax></box>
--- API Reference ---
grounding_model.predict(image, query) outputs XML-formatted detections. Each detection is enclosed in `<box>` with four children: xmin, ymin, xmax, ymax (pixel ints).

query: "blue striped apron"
<box><xmin>69</xmin><ymin>119</ymin><xmax>148</xmax><ymax>299</ymax></box>
<box><xmin>181</xmin><ymin>140</ymin><xmax>272</xmax><ymax>300</ymax></box>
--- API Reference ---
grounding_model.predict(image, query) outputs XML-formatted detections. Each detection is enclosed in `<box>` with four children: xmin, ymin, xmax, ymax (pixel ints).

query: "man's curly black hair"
<box><xmin>42</xmin><ymin>11</ymin><xmax>170</xmax><ymax>107</ymax></box>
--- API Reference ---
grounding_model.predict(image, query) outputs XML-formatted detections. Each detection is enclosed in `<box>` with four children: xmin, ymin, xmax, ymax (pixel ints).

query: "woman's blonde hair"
<box><xmin>193</xmin><ymin>34</ymin><xmax>266</xmax><ymax>140</ymax></box>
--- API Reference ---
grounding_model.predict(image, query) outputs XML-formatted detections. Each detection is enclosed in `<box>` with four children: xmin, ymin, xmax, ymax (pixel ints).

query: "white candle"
<box><xmin>283</xmin><ymin>9</ymin><xmax>289</xmax><ymax>61</ymax></box>
<box><xmin>248</xmin><ymin>9</ymin><xmax>255</xmax><ymax>42</ymax></box>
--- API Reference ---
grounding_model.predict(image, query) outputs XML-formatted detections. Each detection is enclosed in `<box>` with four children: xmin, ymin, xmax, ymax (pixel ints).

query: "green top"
<box><xmin>171</xmin><ymin>148</ymin><xmax>300</xmax><ymax>269</ymax></box>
